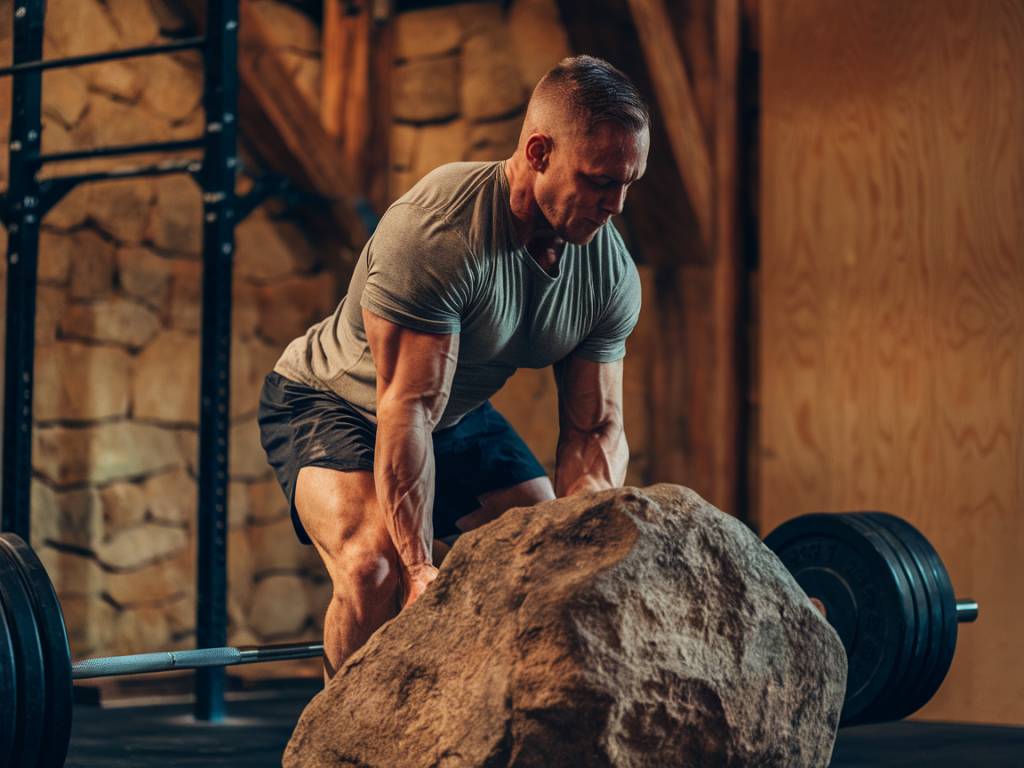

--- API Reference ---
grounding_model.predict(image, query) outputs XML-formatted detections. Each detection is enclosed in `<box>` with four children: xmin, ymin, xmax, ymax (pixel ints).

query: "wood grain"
<box><xmin>759</xmin><ymin>0</ymin><xmax>1024</xmax><ymax>726</ymax></box>
<box><xmin>627</xmin><ymin>0</ymin><xmax>714</xmax><ymax>251</ymax></box>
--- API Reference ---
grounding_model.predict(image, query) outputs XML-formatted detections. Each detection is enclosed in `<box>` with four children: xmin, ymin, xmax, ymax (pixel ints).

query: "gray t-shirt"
<box><xmin>274</xmin><ymin>160</ymin><xmax>641</xmax><ymax>430</ymax></box>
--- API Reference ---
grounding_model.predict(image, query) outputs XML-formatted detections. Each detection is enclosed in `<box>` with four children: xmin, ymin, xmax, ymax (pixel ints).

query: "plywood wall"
<box><xmin>759</xmin><ymin>1</ymin><xmax>1024</xmax><ymax>726</ymax></box>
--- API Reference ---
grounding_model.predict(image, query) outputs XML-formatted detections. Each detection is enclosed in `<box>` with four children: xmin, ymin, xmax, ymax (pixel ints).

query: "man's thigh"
<box><xmin>455</xmin><ymin>476</ymin><xmax>556</xmax><ymax>533</ymax></box>
<box><xmin>294</xmin><ymin>467</ymin><xmax>395</xmax><ymax>583</ymax></box>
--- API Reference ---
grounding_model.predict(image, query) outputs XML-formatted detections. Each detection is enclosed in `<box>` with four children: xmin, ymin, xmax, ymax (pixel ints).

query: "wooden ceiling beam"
<box><xmin>626</xmin><ymin>0</ymin><xmax>714</xmax><ymax>251</ymax></box>
<box><xmin>321</xmin><ymin>0</ymin><xmax>372</xmax><ymax>189</ymax></box>
<box><xmin>182</xmin><ymin>0</ymin><xmax>367</xmax><ymax>247</ymax></box>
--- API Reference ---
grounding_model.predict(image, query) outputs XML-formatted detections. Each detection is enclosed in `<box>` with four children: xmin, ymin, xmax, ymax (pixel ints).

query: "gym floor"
<box><xmin>64</xmin><ymin>679</ymin><xmax>1024</xmax><ymax>768</ymax></box>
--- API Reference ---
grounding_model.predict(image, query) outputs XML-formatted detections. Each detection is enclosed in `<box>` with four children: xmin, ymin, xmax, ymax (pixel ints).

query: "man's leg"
<box><xmin>294</xmin><ymin>466</ymin><xmax>400</xmax><ymax>680</ymax></box>
<box><xmin>455</xmin><ymin>476</ymin><xmax>556</xmax><ymax>533</ymax></box>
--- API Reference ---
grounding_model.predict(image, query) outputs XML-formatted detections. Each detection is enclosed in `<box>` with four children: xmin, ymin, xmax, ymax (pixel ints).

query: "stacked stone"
<box><xmin>0</xmin><ymin>0</ymin><xmax>336</xmax><ymax>667</ymax></box>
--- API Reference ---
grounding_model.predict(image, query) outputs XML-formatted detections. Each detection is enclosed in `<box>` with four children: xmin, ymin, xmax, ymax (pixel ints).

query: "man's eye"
<box><xmin>591</xmin><ymin>178</ymin><xmax>614</xmax><ymax>189</ymax></box>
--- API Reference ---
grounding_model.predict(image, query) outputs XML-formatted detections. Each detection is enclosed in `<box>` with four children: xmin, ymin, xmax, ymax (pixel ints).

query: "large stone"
<box><xmin>72</xmin><ymin>93</ymin><xmax>165</xmax><ymax>152</ymax></box>
<box><xmin>249</xmin><ymin>574</ymin><xmax>310</xmax><ymax>640</ymax></box>
<box><xmin>85</xmin><ymin>61</ymin><xmax>145</xmax><ymax>102</ymax></box>
<box><xmin>229</xmin><ymin>527</ymin><xmax>255</xmax><ymax>610</ymax></box>
<box><xmin>105</xmin><ymin>548</ymin><xmax>192</xmax><ymax>607</ymax></box>
<box><xmin>143</xmin><ymin>468</ymin><xmax>197</xmax><ymax>527</ymax></box>
<box><xmin>41</xmin><ymin>68</ymin><xmax>89</xmax><ymax>128</ymax></box>
<box><xmin>391</xmin><ymin>122</ymin><xmax>419</xmax><ymax>171</ymax></box>
<box><xmin>231</xmin><ymin>418</ymin><xmax>273</xmax><ymax>480</ymax></box>
<box><xmin>393</xmin><ymin>7</ymin><xmax>462</xmax><ymax>60</ymax></box>
<box><xmin>61</xmin><ymin>593</ymin><xmax>117</xmax><ymax>658</ymax></box>
<box><xmin>133</xmin><ymin>330</ymin><xmax>200</xmax><ymax>425</ymax></box>
<box><xmin>412</xmin><ymin>119</ymin><xmax>467</xmax><ymax>183</ymax></box>
<box><xmin>250</xmin><ymin>0</ymin><xmax>320</xmax><ymax>53</ymax></box>
<box><xmin>232</xmin><ymin>337</ymin><xmax>281</xmax><ymax>420</ymax></box>
<box><xmin>467</xmin><ymin>114</ymin><xmax>524</xmax><ymax>162</ymax></box>
<box><xmin>235</xmin><ymin>214</ymin><xmax>318</xmax><ymax>283</ymax></box>
<box><xmin>392</xmin><ymin>56</ymin><xmax>460</xmax><ymax>123</ymax></box>
<box><xmin>44</xmin><ymin>0</ymin><xmax>119</xmax><ymax>57</ymax></box>
<box><xmin>34</xmin><ymin>422</ymin><xmax>182</xmax><ymax>486</ymax></box>
<box><xmin>99</xmin><ymin>481</ymin><xmax>148</xmax><ymax>536</ymax></box>
<box><xmin>31</xmin><ymin>481</ymin><xmax>104</xmax><ymax>550</ymax></box>
<box><xmin>117</xmin><ymin>246</ymin><xmax>172</xmax><ymax>310</ymax></box>
<box><xmin>44</xmin><ymin>182</ymin><xmax>91</xmax><ymax>231</ymax></box>
<box><xmin>139</xmin><ymin>55</ymin><xmax>203</xmax><ymax>121</ymax></box>
<box><xmin>461</xmin><ymin>31</ymin><xmax>527</xmax><ymax>121</ymax></box>
<box><xmin>248</xmin><ymin>478</ymin><xmax>289</xmax><ymax>524</ymax></box>
<box><xmin>68</xmin><ymin>228</ymin><xmax>116</xmax><ymax>299</ymax></box>
<box><xmin>34</xmin><ymin>342</ymin><xmax>132</xmax><ymax>422</ymax></box>
<box><xmin>38</xmin><ymin>229</ymin><xmax>72</xmax><ymax>284</ymax></box>
<box><xmin>109</xmin><ymin>605</ymin><xmax>173</xmax><ymax>656</ymax></box>
<box><xmin>147</xmin><ymin>174</ymin><xmax>203</xmax><ymax>255</ymax></box>
<box><xmin>105</xmin><ymin>0</ymin><xmax>162</xmax><ymax>47</ymax></box>
<box><xmin>36</xmin><ymin>286</ymin><xmax>67</xmax><ymax>347</ymax></box>
<box><xmin>507</xmin><ymin>0</ymin><xmax>572</xmax><ymax>92</ymax></box>
<box><xmin>256</xmin><ymin>272</ymin><xmax>338</xmax><ymax>344</ymax></box>
<box><xmin>86</xmin><ymin>177</ymin><xmax>155</xmax><ymax>244</ymax></box>
<box><xmin>38</xmin><ymin>546</ymin><xmax>105</xmax><ymax>598</ymax></box>
<box><xmin>59</xmin><ymin>297</ymin><xmax>161</xmax><ymax>348</ymax></box>
<box><xmin>95</xmin><ymin>523</ymin><xmax>188</xmax><ymax>570</ymax></box>
<box><xmin>249</xmin><ymin>516</ymin><xmax>307</xmax><ymax>576</ymax></box>
<box><xmin>284</xmin><ymin>485</ymin><xmax>847</xmax><ymax>768</ymax></box>
<box><xmin>167</xmin><ymin>258</ymin><xmax>202</xmax><ymax>331</ymax></box>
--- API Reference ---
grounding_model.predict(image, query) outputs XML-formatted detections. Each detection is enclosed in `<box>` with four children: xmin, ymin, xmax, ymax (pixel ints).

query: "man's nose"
<box><xmin>602</xmin><ymin>186</ymin><xmax>627</xmax><ymax>215</ymax></box>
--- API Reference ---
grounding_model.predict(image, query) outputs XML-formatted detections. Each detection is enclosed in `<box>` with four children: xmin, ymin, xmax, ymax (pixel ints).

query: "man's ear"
<box><xmin>525</xmin><ymin>133</ymin><xmax>552</xmax><ymax>172</ymax></box>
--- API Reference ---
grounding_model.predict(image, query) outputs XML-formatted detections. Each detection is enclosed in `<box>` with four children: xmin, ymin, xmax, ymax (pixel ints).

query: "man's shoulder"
<box><xmin>393</xmin><ymin>161</ymin><xmax>502</xmax><ymax>223</ymax></box>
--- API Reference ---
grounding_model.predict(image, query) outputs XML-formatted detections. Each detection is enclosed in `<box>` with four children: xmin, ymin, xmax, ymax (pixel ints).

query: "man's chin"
<box><xmin>564</xmin><ymin>223</ymin><xmax>601</xmax><ymax>245</ymax></box>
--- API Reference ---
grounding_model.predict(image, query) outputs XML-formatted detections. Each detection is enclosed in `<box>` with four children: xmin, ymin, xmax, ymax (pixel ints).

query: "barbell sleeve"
<box><xmin>956</xmin><ymin>598</ymin><xmax>979</xmax><ymax>623</ymax></box>
<box><xmin>71</xmin><ymin>641</ymin><xmax>324</xmax><ymax>680</ymax></box>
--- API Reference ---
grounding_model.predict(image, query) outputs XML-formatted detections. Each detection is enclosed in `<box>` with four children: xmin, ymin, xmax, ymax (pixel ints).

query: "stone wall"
<box><xmin>0</xmin><ymin>0</ymin><xmax>657</xmax><ymax>669</ymax></box>
<box><xmin>0</xmin><ymin>0</ymin><xmax>336</xmax><ymax>665</ymax></box>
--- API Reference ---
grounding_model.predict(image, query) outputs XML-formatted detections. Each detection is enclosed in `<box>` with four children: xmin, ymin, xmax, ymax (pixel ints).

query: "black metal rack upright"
<box><xmin>1</xmin><ymin>0</ymin><xmax>245</xmax><ymax>722</ymax></box>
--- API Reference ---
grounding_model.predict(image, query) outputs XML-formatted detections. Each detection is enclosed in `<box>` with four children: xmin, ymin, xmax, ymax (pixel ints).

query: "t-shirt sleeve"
<box><xmin>359</xmin><ymin>203</ymin><xmax>474</xmax><ymax>334</ymax></box>
<box><xmin>573</xmin><ymin>259</ymin><xmax>642</xmax><ymax>363</ymax></box>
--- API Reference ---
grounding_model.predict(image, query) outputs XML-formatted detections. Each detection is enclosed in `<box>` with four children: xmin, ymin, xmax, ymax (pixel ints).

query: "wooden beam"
<box><xmin>709</xmin><ymin>0</ymin><xmax>744</xmax><ymax>519</ymax></box>
<box><xmin>626</xmin><ymin>0</ymin><xmax>714</xmax><ymax>251</ymax></box>
<box><xmin>182</xmin><ymin>0</ymin><xmax>367</xmax><ymax>248</ymax></box>
<box><xmin>321</xmin><ymin>0</ymin><xmax>372</xmax><ymax>189</ymax></box>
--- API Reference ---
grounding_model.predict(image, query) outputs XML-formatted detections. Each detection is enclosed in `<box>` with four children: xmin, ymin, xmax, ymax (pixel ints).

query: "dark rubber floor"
<box><xmin>65</xmin><ymin>682</ymin><xmax>1024</xmax><ymax>767</ymax></box>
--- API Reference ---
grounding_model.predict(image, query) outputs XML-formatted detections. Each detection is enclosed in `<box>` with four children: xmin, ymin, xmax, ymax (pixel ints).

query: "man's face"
<box><xmin>533</xmin><ymin>121</ymin><xmax>649</xmax><ymax>245</ymax></box>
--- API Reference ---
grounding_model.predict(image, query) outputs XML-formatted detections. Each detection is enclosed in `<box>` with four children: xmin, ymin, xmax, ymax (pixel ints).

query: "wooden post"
<box><xmin>322</xmin><ymin>0</ymin><xmax>372</xmax><ymax>189</ymax></box>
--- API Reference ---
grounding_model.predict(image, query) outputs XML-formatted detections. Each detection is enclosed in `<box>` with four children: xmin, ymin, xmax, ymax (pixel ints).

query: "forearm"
<box><xmin>374</xmin><ymin>403</ymin><xmax>435</xmax><ymax>571</ymax></box>
<box><xmin>554</xmin><ymin>421</ymin><xmax>629</xmax><ymax>497</ymax></box>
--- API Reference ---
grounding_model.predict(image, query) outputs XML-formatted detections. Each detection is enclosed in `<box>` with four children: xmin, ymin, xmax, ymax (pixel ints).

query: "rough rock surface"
<box><xmin>284</xmin><ymin>485</ymin><xmax>846</xmax><ymax>768</ymax></box>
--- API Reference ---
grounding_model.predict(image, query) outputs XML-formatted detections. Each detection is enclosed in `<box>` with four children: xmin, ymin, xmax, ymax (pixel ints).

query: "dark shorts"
<box><xmin>257</xmin><ymin>371</ymin><xmax>548</xmax><ymax>544</ymax></box>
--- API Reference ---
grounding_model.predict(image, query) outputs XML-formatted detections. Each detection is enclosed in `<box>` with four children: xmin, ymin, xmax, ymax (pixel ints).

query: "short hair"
<box><xmin>534</xmin><ymin>55</ymin><xmax>650</xmax><ymax>135</ymax></box>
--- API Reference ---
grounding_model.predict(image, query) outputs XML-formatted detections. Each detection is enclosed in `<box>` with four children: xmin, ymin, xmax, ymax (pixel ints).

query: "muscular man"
<box><xmin>258</xmin><ymin>55</ymin><xmax>649</xmax><ymax>678</ymax></box>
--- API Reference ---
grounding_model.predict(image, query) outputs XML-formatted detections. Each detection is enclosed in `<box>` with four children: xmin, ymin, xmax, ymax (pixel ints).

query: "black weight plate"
<box><xmin>0</xmin><ymin>540</ymin><xmax>46</xmax><ymax>768</ymax></box>
<box><xmin>865</xmin><ymin>513</ymin><xmax>958</xmax><ymax>714</ymax></box>
<box><xmin>0</xmin><ymin>535</ymin><xmax>73</xmax><ymax>768</ymax></box>
<box><xmin>860</xmin><ymin>513</ymin><xmax>944</xmax><ymax>720</ymax></box>
<box><xmin>0</xmin><ymin>592</ymin><xmax>18</xmax><ymax>768</ymax></box>
<box><xmin>835</xmin><ymin>515</ymin><xmax>917</xmax><ymax>725</ymax></box>
<box><xmin>851</xmin><ymin>514</ymin><xmax>931</xmax><ymax>722</ymax></box>
<box><xmin>764</xmin><ymin>513</ymin><xmax>905</xmax><ymax>725</ymax></box>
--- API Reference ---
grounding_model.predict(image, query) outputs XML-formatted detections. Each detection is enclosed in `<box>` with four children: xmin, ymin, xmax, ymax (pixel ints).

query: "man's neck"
<box><xmin>504</xmin><ymin>155</ymin><xmax>565</xmax><ymax>274</ymax></box>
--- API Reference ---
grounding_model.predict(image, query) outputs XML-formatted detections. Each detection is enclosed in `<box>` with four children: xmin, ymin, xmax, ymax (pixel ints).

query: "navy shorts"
<box><xmin>257</xmin><ymin>372</ymin><xmax>548</xmax><ymax>544</ymax></box>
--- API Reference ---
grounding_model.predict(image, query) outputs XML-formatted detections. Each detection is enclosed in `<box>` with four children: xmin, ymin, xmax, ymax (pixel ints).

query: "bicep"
<box><xmin>554</xmin><ymin>355</ymin><xmax>624</xmax><ymax>433</ymax></box>
<box><xmin>364</xmin><ymin>308</ymin><xmax>459</xmax><ymax>423</ymax></box>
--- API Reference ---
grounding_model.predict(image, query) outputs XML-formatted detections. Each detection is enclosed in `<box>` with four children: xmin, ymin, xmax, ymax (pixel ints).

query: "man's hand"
<box><xmin>401</xmin><ymin>562</ymin><xmax>440</xmax><ymax>608</ymax></box>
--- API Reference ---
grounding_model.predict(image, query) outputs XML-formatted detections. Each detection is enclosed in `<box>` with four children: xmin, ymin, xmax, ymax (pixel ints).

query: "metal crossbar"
<box><xmin>0</xmin><ymin>36</ymin><xmax>205</xmax><ymax>77</ymax></box>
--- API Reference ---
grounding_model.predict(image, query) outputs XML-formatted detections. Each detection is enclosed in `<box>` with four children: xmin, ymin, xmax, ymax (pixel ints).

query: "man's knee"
<box><xmin>336</xmin><ymin>543</ymin><xmax>400</xmax><ymax>599</ymax></box>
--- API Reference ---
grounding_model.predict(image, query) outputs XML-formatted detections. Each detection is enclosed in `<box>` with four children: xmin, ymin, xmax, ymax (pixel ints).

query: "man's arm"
<box><xmin>363</xmin><ymin>308</ymin><xmax>458</xmax><ymax>606</ymax></box>
<box><xmin>553</xmin><ymin>355</ymin><xmax>628</xmax><ymax>496</ymax></box>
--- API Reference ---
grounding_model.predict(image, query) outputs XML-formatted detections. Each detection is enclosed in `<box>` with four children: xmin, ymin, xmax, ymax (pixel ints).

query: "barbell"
<box><xmin>0</xmin><ymin>509</ymin><xmax>976</xmax><ymax>767</ymax></box>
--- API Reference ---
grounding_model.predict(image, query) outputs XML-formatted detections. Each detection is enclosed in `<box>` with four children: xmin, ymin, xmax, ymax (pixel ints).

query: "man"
<box><xmin>258</xmin><ymin>55</ymin><xmax>649</xmax><ymax>678</ymax></box>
